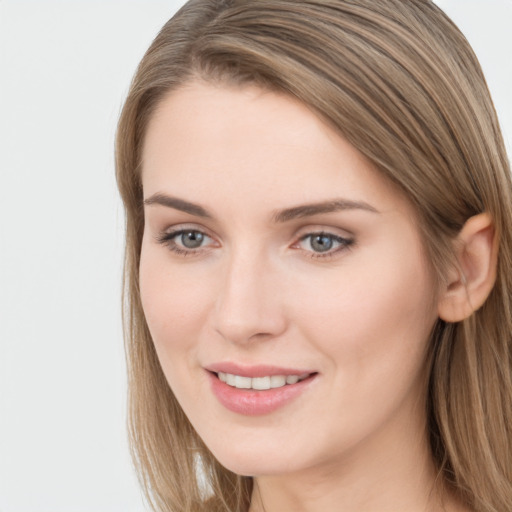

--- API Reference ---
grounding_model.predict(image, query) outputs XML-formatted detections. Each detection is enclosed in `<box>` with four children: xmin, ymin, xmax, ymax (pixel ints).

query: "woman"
<box><xmin>115</xmin><ymin>1</ymin><xmax>512</xmax><ymax>511</ymax></box>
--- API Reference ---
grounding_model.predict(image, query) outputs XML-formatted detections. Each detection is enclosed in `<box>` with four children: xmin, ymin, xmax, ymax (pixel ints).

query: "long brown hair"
<box><xmin>115</xmin><ymin>1</ymin><xmax>512</xmax><ymax>511</ymax></box>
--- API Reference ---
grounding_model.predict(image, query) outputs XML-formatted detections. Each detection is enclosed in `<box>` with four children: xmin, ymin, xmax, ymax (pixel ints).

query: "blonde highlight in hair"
<box><xmin>115</xmin><ymin>1</ymin><xmax>512</xmax><ymax>511</ymax></box>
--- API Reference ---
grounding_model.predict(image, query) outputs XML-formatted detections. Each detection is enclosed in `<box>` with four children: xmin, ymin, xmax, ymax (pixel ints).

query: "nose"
<box><xmin>213</xmin><ymin>249</ymin><xmax>287</xmax><ymax>345</ymax></box>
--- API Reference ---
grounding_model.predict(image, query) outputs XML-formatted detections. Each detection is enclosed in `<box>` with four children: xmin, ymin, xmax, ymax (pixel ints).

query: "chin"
<box><xmin>204</xmin><ymin>437</ymin><xmax>301</xmax><ymax>477</ymax></box>
<box><xmin>217</xmin><ymin>456</ymin><xmax>293</xmax><ymax>478</ymax></box>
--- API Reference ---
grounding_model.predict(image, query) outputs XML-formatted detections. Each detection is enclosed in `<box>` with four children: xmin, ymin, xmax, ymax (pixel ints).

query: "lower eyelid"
<box><xmin>156</xmin><ymin>228</ymin><xmax>218</xmax><ymax>254</ymax></box>
<box><xmin>307</xmin><ymin>242</ymin><xmax>354</xmax><ymax>260</ymax></box>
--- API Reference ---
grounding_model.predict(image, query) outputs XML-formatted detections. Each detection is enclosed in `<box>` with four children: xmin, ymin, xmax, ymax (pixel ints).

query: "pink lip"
<box><xmin>205</xmin><ymin>363</ymin><xmax>317</xmax><ymax>416</ymax></box>
<box><xmin>206</xmin><ymin>362</ymin><xmax>312</xmax><ymax>378</ymax></box>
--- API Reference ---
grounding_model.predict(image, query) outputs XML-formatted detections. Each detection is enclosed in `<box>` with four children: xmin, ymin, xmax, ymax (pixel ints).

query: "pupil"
<box><xmin>311</xmin><ymin>235</ymin><xmax>333</xmax><ymax>252</ymax></box>
<box><xmin>181</xmin><ymin>231</ymin><xmax>204</xmax><ymax>249</ymax></box>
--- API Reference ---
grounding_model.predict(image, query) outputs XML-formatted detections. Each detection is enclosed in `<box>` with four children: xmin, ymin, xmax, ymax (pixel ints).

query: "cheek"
<box><xmin>291</xmin><ymin>243</ymin><xmax>437</xmax><ymax>385</ymax></box>
<box><xmin>139</xmin><ymin>242</ymin><xmax>211</xmax><ymax>363</ymax></box>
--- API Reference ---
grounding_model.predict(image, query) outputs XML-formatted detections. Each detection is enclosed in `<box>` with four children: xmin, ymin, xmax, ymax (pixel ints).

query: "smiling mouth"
<box><xmin>215</xmin><ymin>372</ymin><xmax>313</xmax><ymax>390</ymax></box>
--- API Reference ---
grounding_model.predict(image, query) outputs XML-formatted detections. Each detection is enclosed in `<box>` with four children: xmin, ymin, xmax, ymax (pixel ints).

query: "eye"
<box><xmin>156</xmin><ymin>228</ymin><xmax>216</xmax><ymax>255</ymax></box>
<box><xmin>297</xmin><ymin>232</ymin><xmax>354</xmax><ymax>257</ymax></box>
<box><xmin>176</xmin><ymin>230</ymin><xmax>207</xmax><ymax>249</ymax></box>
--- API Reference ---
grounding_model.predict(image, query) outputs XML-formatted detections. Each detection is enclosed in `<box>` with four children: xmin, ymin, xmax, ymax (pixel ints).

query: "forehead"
<box><xmin>141</xmin><ymin>80</ymin><xmax>412</xmax><ymax>219</ymax></box>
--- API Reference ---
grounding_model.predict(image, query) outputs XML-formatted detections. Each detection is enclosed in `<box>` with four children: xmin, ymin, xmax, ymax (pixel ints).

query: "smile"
<box><xmin>206</xmin><ymin>365</ymin><xmax>318</xmax><ymax>415</ymax></box>
<box><xmin>217</xmin><ymin>372</ymin><xmax>310</xmax><ymax>390</ymax></box>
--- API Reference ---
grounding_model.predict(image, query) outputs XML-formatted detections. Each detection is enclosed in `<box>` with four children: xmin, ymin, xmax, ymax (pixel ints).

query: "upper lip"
<box><xmin>205</xmin><ymin>362</ymin><xmax>315</xmax><ymax>378</ymax></box>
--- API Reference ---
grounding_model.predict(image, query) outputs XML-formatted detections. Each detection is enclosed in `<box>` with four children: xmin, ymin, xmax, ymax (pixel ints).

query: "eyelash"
<box><xmin>156</xmin><ymin>229</ymin><xmax>214</xmax><ymax>256</ymax></box>
<box><xmin>296</xmin><ymin>232</ymin><xmax>354</xmax><ymax>259</ymax></box>
<box><xmin>156</xmin><ymin>228</ymin><xmax>354</xmax><ymax>260</ymax></box>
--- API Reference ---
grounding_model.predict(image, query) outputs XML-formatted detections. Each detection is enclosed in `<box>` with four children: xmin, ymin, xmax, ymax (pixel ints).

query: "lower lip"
<box><xmin>207</xmin><ymin>372</ymin><xmax>316</xmax><ymax>416</ymax></box>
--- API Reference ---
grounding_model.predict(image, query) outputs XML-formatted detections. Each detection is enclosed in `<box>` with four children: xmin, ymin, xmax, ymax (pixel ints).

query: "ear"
<box><xmin>438</xmin><ymin>213</ymin><xmax>498</xmax><ymax>322</ymax></box>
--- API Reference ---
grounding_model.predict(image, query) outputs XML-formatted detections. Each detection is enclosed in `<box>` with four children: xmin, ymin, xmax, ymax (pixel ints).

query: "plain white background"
<box><xmin>0</xmin><ymin>1</ymin><xmax>510</xmax><ymax>511</ymax></box>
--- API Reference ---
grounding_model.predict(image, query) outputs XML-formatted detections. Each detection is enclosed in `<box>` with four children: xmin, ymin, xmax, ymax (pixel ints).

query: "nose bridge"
<box><xmin>213</xmin><ymin>243</ymin><xmax>285</xmax><ymax>344</ymax></box>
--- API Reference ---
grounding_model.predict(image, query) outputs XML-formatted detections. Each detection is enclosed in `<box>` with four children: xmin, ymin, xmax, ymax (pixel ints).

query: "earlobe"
<box><xmin>437</xmin><ymin>213</ymin><xmax>498</xmax><ymax>323</ymax></box>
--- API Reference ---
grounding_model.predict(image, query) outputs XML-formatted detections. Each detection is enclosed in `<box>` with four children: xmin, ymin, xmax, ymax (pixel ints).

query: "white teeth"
<box><xmin>234</xmin><ymin>375</ymin><xmax>252</xmax><ymax>389</ymax></box>
<box><xmin>270</xmin><ymin>375</ymin><xmax>286</xmax><ymax>388</ymax></box>
<box><xmin>252</xmin><ymin>376</ymin><xmax>271</xmax><ymax>390</ymax></box>
<box><xmin>218</xmin><ymin>372</ymin><xmax>309</xmax><ymax>390</ymax></box>
<box><xmin>286</xmin><ymin>375</ymin><xmax>299</xmax><ymax>385</ymax></box>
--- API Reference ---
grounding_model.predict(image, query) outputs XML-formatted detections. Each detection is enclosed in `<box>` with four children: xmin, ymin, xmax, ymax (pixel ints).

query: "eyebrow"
<box><xmin>272</xmin><ymin>198</ymin><xmax>379</xmax><ymax>222</ymax></box>
<box><xmin>143</xmin><ymin>193</ymin><xmax>378</xmax><ymax>222</ymax></box>
<box><xmin>144</xmin><ymin>193</ymin><xmax>212</xmax><ymax>218</ymax></box>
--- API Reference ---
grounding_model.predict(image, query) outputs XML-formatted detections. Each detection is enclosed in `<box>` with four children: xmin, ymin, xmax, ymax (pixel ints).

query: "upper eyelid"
<box><xmin>295</xmin><ymin>232</ymin><xmax>353</xmax><ymax>249</ymax></box>
<box><xmin>299</xmin><ymin>232</ymin><xmax>351</xmax><ymax>242</ymax></box>
<box><xmin>160</xmin><ymin>227</ymin><xmax>215</xmax><ymax>243</ymax></box>
<box><xmin>293</xmin><ymin>224</ymin><xmax>355</xmax><ymax>240</ymax></box>
<box><xmin>161</xmin><ymin>224</ymin><xmax>216</xmax><ymax>238</ymax></box>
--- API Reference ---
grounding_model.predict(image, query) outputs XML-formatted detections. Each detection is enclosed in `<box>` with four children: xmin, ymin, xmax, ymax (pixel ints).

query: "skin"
<box><xmin>140</xmin><ymin>81</ymin><xmax>468</xmax><ymax>512</ymax></box>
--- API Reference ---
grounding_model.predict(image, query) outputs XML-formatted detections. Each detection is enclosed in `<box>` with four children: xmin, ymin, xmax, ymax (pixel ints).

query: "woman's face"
<box><xmin>140</xmin><ymin>81</ymin><xmax>439</xmax><ymax>477</ymax></box>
